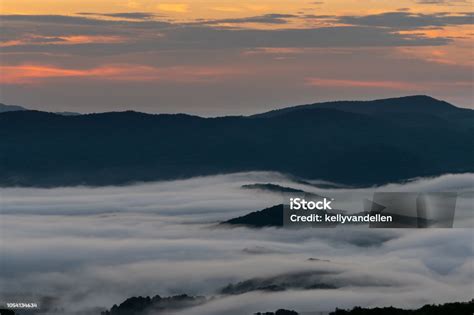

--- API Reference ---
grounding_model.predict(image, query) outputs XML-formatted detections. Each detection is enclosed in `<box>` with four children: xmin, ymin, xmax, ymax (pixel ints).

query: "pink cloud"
<box><xmin>0</xmin><ymin>64</ymin><xmax>247</xmax><ymax>84</ymax></box>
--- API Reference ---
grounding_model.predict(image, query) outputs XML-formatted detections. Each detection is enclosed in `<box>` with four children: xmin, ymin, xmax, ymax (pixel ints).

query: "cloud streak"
<box><xmin>339</xmin><ymin>11</ymin><xmax>474</xmax><ymax>29</ymax></box>
<box><xmin>0</xmin><ymin>64</ymin><xmax>248</xmax><ymax>84</ymax></box>
<box><xmin>0</xmin><ymin>12</ymin><xmax>455</xmax><ymax>55</ymax></box>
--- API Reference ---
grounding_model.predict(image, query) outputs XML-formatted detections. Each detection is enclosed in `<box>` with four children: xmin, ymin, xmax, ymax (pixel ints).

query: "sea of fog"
<box><xmin>0</xmin><ymin>172</ymin><xmax>473</xmax><ymax>315</ymax></box>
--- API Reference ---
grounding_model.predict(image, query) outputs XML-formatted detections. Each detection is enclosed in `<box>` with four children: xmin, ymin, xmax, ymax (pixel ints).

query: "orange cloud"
<box><xmin>0</xmin><ymin>35</ymin><xmax>125</xmax><ymax>47</ymax></box>
<box><xmin>156</xmin><ymin>3</ymin><xmax>189</xmax><ymax>13</ymax></box>
<box><xmin>212</xmin><ymin>6</ymin><xmax>243</xmax><ymax>12</ymax></box>
<box><xmin>60</xmin><ymin>35</ymin><xmax>125</xmax><ymax>44</ymax></box>
<box><xmin>305</xmin><ymin>77</ymin><xmax>420</xmax><ymax>90</ymax></box>
<box><xmin>1</xmin><ymin>65</ymin><xmax>91</xmax><ymax>83</ymax></box>
<box><xmin>0</xmin><ymin>64</ymin><xmax>247</xmax><ymax>84</ymax></box>
<box><xmin>0</xmin><ymin>40</ymin><xmax>25</xmax><ymax>47</ymax></box>
<box><xmin>305</xmin><ymin>77</ymin><xmax>473</xmax><ymax>91</ymax></box>
<box><xmin>396</xmin><ymin>45</ymin><xmax>474</xmax><ymax>66</ymax></box>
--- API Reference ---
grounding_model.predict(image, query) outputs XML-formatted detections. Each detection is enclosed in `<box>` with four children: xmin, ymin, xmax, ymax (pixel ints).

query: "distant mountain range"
<box><xmin>0</xmin><ymin>103</ymin><xmax>80</xmax><ymax>116</ymax></box>
<box><xmin>0</xmin><ymin>103</ymin><xmax>27</xmax><ymax>113</ymax></box>
<box><xmin>1</xmin><ymin>95</ymin><xmax>472</xmax><ymax>187</ymax></box>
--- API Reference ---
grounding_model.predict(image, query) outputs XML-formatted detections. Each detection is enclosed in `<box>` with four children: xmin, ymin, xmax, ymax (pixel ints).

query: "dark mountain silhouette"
<box><xmin>0</xmin><ymin>103</ymin><xmax>80</xmax><ymax>115</ymax></box>
<box><xmin>100</xmin><ymin>294</ymin><xmax>206</xmax><ymax>315</ymax></box>
<box><xmin>254</xmin><ymin>310</ymin><xmax>299</xmax><ymax>315</ymax></box>
<box><xmin>0</xmin><ymin>103</ymin><xmax>27</xmax><ymax>113</ymax></box>
<box><xmin>1</xmin><ymin>95</ymin><xmax>472</xmax><ymax>187</ymax></box>
<box><xmin>220</xmin><ymin>270</ymin><xmax>337</xmax><ymax>295</ymax></box>
<box><xmin>242</xmin><ymin>183</ymin><xmax>306</xmax><ymax>194</ymax></box>
<box><xmin>254</xmin><ymin>95</ymin><xmax>471</xmax><ymax>119</ymax></box>
<box><xmin>330</xmin><ymin>300</ymin><xmax>474</xmax><ymax>315</ymax></box>
<box><xmin>222</xmin><ymin>204</ymin><xmax>285</xmax><ymax>227</ymax></box>
<box><xmin>241</xmin><ymin>183</ymin><xmax>321</xmax><ymax>198</ymax></box>
<box><xmin>53</xmin><ymin>111</ymin><xmax>81</xmax><ymax>116</ymax></box>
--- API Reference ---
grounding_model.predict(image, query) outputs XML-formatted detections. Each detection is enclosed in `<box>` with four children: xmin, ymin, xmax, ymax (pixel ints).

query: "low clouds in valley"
<box><xmin>0</xmin><ymin>172</ymin><xmax>472</xmax><ymax>314</ymax></box>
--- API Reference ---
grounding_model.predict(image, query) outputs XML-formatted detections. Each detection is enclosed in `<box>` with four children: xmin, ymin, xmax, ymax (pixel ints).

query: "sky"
<box><xmin>0</xmin><ymin>0</ymin><xmax>473</xmax><ymax>115</ymax></box>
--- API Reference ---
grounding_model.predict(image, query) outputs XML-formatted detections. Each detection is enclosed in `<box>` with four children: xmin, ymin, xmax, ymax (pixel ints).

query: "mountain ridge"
<box><xmin>1</xmin><ymin>95</ymin><xmax>472</xmax><ymax>119</ymax></box>
<box><xmin>0</xmin><ymin>103</ymin><xmax>81</xmax><ymax>116</ymax></box>
<box><xmin>252</xmin><ymin>95</ymin><xmax>470</xmax><ymax>118</ymax></box>
<box><xmin>1</xmin><ymin>95</ymin><xmax>472</xmax><ymax>187</ymax></box>
<box><xmin>0</xmin><ymin>103</ymin><xmax>27</xmax><ymax>113</ymax></box>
